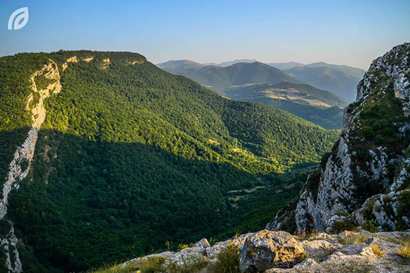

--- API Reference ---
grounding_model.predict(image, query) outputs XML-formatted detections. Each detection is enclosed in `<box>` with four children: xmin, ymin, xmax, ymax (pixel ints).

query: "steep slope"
<box><xmin>158</xmin><ymin>61</ymin><xmax>296</xmax><ymax>95</ymax></box>
<box><xmin>0</xmin><ymin>51</ymin><xmax>338</xmax><ymax>273</ymax></box>
<box><xmin>269</xmin><ymin>43</ymin><xmax>410</xmax><ymax>234</ymax></box>
<box><xmin>224</xmin><ymin>82</ymin><xmax>346</xmax><ymax>129</ymax></box>
<box><xmin>286</xmin><ymin>62</ymin><xmax>365</xmax><ymax>102</ymax></box>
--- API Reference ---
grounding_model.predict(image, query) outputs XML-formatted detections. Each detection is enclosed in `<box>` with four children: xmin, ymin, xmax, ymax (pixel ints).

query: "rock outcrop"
<box><xmin>239</xmin><ymin>230</ymin><xmax>305</xmax><ymax>272</ymax></box>
<box><xmin>268</xmin><ymin>43</ymin><xmax>410</xmax><ymax>233</ymax></box>
<box><xmin>120</xmin><ymin>230</ymin><xmax>410</xmax><ymax>273</ymax></box>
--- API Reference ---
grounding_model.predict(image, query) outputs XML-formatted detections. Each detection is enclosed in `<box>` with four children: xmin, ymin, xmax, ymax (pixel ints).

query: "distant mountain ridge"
<box><xmin>158</xmin><ymin>60</ymin><xmax>353</xmax><ymax>128</ymax></box>
<box><xmin>269</xmin><ymin>62</ymin><xmax>304</xmax><ymax>70</ymax></box>
<box><xmin>158</xmin><ymin>61</ymin><xmax>296</xmax><ymax>95</ymax></box>
<box><xmin>158</xmin><ymin>60</ymin><xmax>365</xmax><ymax>103</ymax></box>
<box><xmin>285</xmin><ymin>62</ymin><xmax>365</xmax><ymax>102</ymax></box>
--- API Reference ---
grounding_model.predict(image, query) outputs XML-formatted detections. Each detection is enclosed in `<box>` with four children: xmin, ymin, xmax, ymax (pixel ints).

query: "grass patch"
<box><xmin>370</xmin><ymin>243</ymin><xmax>384</xmax><ymax>257</ymax></box>
<box><xmin>398</xmin><ymin>242</ymin><xmax>410</xmax><ymax>259</ymax></box>
<box><xmin>90</xmin><ymin>262</ymin><xmax>139</xmax><ymax>273</ymax></box>
<box><xmin>338</xmin><ymin>232</ymin><xmax>369</xmax><ymax>245</ymax></box>
<box><xmin>210</xmin><ymin>244</ymin><xmax>240</xmax><ymax>273</ymax></box>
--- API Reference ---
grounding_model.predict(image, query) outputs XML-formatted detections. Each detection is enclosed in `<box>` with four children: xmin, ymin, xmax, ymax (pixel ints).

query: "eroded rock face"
<box><xmin>269</xmin><ymin>43</ymin><xmax>410</xmax><ymax>234</ymax></box>
<box><xmin>239</xmin><ymin>230</ymin><xmax>305</xmax><ymax>273</ymax></box>
<box><xmin>0</xmin><ymin>59</ymin><xmax>62</xmax><ymax>273</ymax></box>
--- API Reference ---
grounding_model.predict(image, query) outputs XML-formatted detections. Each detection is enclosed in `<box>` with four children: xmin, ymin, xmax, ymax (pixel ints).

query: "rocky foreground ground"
<box><xmin>109</xmin><ymin>229</ymin><xmax>410</xmax><ymax>273</ymax></box>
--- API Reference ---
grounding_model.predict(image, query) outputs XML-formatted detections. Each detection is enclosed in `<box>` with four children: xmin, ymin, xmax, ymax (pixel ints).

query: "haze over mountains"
<box><xmin>285</xmin><ymin>62</ymin><xmax>366</xmax><ymax>101</ymax></box>
<box><xmin>158</xmin><ymin>61</ymin><xmax>296</xmax><ymax>94</ymax></box>
<box><xmin>158</xmin><ymin>59</ymin><xmax>364</xmax><ymax>102</ymax></box>
<box><xmin>158</xmin><ymin>60</ymin><xmax>362</xmax><ymax>128</ymax></box>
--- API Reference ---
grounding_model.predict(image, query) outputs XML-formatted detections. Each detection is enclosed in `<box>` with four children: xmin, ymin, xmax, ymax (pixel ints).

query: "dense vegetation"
<box><xmin>224</xmin><ymin>82</ymin><xmax>346</xmax><ymax>129</ymax></box>
<box><xmin>159</xmin><ymin>61</ymin><xmax>348</xmax><ymax>129</ymax></box>
<box><xmin>0</xmin><ymin>51</ymin><xmax>338</xmax><ymax>273</ymax></box>
<box><xmin>158</xmin><ymin>61</ymin><xmax>295</xmax><ymax>95</ymax></box>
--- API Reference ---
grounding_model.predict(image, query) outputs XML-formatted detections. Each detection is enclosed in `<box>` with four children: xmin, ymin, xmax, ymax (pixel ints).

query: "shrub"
<box><xmin>178</xmin><ymin>243</ymin><xmax>190</xmax><ymax>250</ymax></box>
<box><xmin>212</xmin><ymin>244</ymin><xmax>240</xmax><ymax>273</ymax></box>
<box><xmin>90</xmin><ymin>262</ymin><xmax>139</xmax><ymax>273</ymax></box>
<box><xmin>338</xmin><ymin>232</ymin><xmax>369</xmax><ymax>245</ymax></box>
<box><xmin>362</xmin><ymin>220</ymin><xmax>378</xmax><ymax>233</ymax></box>
<box><xmin>333</xmin><ymin>218</ymin><xmax>357</xmax><ymax>233</ymax></box>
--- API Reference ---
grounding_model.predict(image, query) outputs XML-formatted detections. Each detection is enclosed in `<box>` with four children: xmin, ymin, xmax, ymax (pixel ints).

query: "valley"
<box><xmin>158</xmin><ymin>60</ymin><xmax>363</xmax><ymax>129</ymax></box>
<box><xmin>1</xmin><ymin>1</ymin><xmax>408</xmax><ymax>273</ymax></box>
<box><xmin>95</xmin><ymin>42</ymin><xmax>410</xmax><ymax>273</ymax></box>
<box><xmin>0</xmin><ymin>51</ymin><xmax>337</xmax><ymax>273</ymax></box>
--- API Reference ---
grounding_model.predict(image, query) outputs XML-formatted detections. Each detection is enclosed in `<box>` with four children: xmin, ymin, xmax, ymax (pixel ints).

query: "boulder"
<box><xmin>239</xmin><ymin>230</ymin><xmax>304</xmax><ymax>272</ymax></box>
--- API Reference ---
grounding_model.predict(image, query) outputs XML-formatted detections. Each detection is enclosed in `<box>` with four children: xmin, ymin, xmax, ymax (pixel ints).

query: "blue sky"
<box><xmin>1</xmin><ymin>0</ymin><xmax>409</xmax><ymax>69</ymax></box>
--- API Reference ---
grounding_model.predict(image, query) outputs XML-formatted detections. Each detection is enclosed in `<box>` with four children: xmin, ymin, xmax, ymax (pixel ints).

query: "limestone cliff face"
<box><xmin>269</xmin><ymin>43</ymin><xmax>410</xmax><ymax>233</ymax></box>
<box><xmin>0</xmin><ymin>60</ymin><xmax>62</xmax><ymax>273</ymax></box>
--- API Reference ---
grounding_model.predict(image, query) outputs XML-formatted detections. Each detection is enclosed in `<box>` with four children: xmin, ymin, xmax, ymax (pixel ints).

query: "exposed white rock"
<box><xmin>101</xmin><ymin>58</ymin><xmax>111</xmax><ymax>69</ymax></box>
<box><xmin>0</xmin><ymin>59</ymin><xmax>62</xmax><ymax>273</ymax></box>
<box><xmin>123</xmin><ymin>230</ymin><xmax>410</xmax><ymax>273</ymax></box>
<box><xmin>239</xmin><ymin>230</ymin><xmax>305</xmax><ymax>272</ymax></box>
<box><xmin>272</xmin><ymin>43</ymin><xmax>410</xmax><ymax>234</ymax></box>
<box><xmin>358</xmin><ymin>43</ymin><xmax>410</xmax><ymax>115</ymax></box>
<box><xmin>62</xmin><ymin>56</ymin><xmax>79</xmax><ymax>71</ymax></box>
<box><xmin>82</xmin><ymin>56</ymin><xmax>94</xmax><ymax>63</ymax></box>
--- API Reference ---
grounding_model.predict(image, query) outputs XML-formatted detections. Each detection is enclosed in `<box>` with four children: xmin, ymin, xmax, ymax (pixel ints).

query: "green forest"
<box><xmin>0</xmin><ymin>51</ymin><xmax>338</xmax><ymax>273</ymax></box>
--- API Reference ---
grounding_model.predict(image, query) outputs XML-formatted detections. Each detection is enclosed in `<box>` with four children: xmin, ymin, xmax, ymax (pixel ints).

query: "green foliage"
<box><xmin>363</xmin><ymin>220</ymin><xmax>378</xmax><ymax>233</ymax></box>
<box><xmin>357</xmin><ymin>88</ymin><xmax>407</xmax><ymax>150</ymax></box>
<box><xmin>137</xmin><ymin>257</ymin><xmax>165</xmax><ymax>273</ymax></box>
<box><xmin>159</xmin><ymin>61</ymin><xmax>295</xmax><ymax>94</ymax></box>
<box><xmin>0</xmin><ymin>51</ymin><xmax>337</xmax><ymax>273</ymax></box>
<box><xmin>224</xmin><ymin>82</ymin><xmax>346</xmax><ymax>129</ymax></box>
<box><xmin>90</xmin><ymin>262</ymin><xmax>140</xmax><ymax>273</ymax></box>
<box><xmin>333</xmin><ymin>219</ymin><xmax>357</xmax><ymax>233</ymax></box>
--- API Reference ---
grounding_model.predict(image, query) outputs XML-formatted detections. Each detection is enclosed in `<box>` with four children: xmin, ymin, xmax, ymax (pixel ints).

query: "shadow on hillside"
<box><xmin>0</xmin><ymin>128</ymin><xmax>312</xmax><ymax>273</ymax></box>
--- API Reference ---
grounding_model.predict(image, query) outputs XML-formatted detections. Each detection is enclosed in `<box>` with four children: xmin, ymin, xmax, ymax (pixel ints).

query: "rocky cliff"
<box><xmin>268</xmin><ymin>43</ymin><xmax>410</xmax><ymax>233</ymax></box>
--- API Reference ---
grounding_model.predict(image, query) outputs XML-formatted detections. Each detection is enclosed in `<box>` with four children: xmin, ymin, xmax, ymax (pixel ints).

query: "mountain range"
<box><xmin>158</xmin><ymin>60</ymin><xmax>365</xmax><ymax>103</ymax></box>
<box><xmin>158</xmin><ymin>60</ymin><xmax>361</xmax><ymax>128</ymax></box>
<box><xmin>158</xmin><ymin>61</ymin><xmax>296</xmax><ymax>95</ymax></box>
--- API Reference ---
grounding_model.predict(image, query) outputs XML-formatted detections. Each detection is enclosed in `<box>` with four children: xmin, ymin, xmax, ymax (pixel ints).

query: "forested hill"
<box><xmin>158</xmin><ymin>61</ymin><xmax>296</xmax><ymax>95</ymax></box>
<box><xmin>0</xmin><ymin>51</ymin><xmax>337</xmax><ymax>273</ymax></box>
